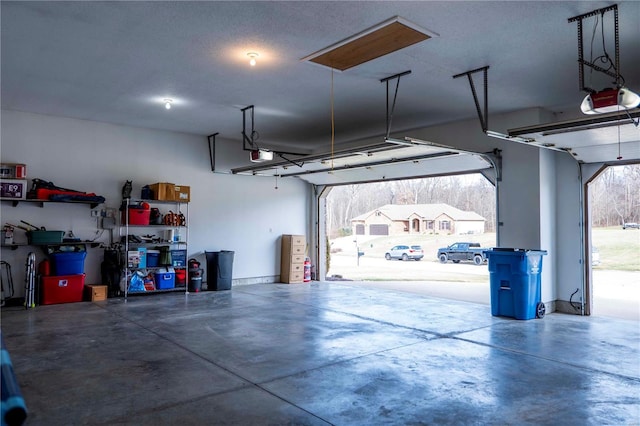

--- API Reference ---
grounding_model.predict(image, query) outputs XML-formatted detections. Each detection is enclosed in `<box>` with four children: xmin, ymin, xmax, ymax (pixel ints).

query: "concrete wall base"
<box><xmin>554</xmin><ymin>299</ymin><xmax>585</xmax><ymax>316</ymax></box>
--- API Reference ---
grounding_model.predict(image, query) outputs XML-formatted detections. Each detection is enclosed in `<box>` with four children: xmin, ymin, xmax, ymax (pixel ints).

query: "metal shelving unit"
<box><xmin>120</xmin><ymin>199</ymin><xmax>189</xmax><ymax>298</ymax></box>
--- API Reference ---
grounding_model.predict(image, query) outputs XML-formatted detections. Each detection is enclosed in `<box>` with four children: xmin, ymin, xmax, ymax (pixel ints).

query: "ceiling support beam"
<box><xmin>241</xmin><ymin>105</ymin><xmax>257</xmax><ymax>151</ymax></box>
<box><xmin>380</xmin><ymin>70</ymin><xmax>412</xmax><ymax>139</ymax></box>
<box><xmin>207</xmin><ymin>132</ymin><xmax>219</xmax><ymax>172</ymax></box>
<box><xmin>453</xmin><ymin>66</ymin><xmax>572</xmax><ymax>153</ymax></box>
<box><xmin>239</xmin><ymin>105</ymin><xmax>309</xmax><ymax>161</ymax></box>
<box><xmin>453</xmin><ymin>66</ymin><xmax>489</xmax><ymax>132</ymax></box>
<box><xmin>568</xmin><ymin>4</ymin><xmax>619</xmax><ymax>93</ymax></box>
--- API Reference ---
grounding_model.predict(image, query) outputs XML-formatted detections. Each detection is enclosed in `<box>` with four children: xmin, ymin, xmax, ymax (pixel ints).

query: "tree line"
<box><xmin>326</xmin><ymin>164</ymin><xmax>640</xmax><ymax>237</ymax></box>
<box><xmin>590</xmin><ymin>165</ymin><xmax>640</xmax><ymax>227</ymax></box>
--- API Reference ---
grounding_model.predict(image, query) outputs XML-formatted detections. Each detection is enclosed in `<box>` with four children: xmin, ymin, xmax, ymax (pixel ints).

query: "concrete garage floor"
<box><xmin>2</xmin><ymin>282</ymin><xmax>639</xmax><ymax>425</ymax></box>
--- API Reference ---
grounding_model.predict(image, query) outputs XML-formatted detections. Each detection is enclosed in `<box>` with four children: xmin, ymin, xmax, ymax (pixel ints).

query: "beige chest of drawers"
<box><xmin>280</xmin><ymin>234</ymin><xmax>306</xmax><ymax>283</ymax></box>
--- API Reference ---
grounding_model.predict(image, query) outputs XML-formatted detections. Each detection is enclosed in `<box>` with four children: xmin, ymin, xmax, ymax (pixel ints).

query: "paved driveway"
<box><xmin>328</xmin><ymin>253</ymin><xmax>639</xmax><ymax>321</ymax></box>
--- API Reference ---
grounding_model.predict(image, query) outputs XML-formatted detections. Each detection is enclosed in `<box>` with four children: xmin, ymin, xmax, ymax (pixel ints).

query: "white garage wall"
<box><xmin>1</xmin><ymin>110</ymin><xmax>310</xmax><ymax>296</ymax></box>
<box><xmin>555</xmin><ymin>154</ymin><xmax>585</xmax><ymax>314</ymax></box>
<box><xmin>539</xmin><ymin>149</ymin><xmax>557</xmax><ymax>306</ymax></box>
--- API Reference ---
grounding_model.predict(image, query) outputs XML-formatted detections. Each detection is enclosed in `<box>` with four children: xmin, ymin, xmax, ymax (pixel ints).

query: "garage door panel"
<box><xmin>369</xmin><ymin>224</ymin><xmax>389</xmax><ymax>235</ymax></box>
<box><xmin>232</xmin><ymin>140</ymin><xmax>494</xmax><ymax>186</ymax></box>
<box><xmin>509</xmin><ymin>110</ymin><xmax>640</xmax><ymax>163</ymax></box>
<box><xmin>297</xmin><ymin>152</ymin><xmax>492</xmax><ymax>185</ymax></box>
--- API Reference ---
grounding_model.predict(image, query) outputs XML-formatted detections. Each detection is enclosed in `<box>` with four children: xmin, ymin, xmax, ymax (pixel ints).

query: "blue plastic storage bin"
<box><xmin>146</xmin><ymin>250</ymin><xmax>160</xmax><ymax>267</ymax></box>
<box><xmin>50</xmin><ymin>252</ymin><xmax>87</xmax><ymax>275</ymax></box>
<box><xmin>170</xmin><ymin>249</ymin><xmax>187</xmax><ymax>267</ymax></box>
<box><xmin>485</xmin><ymin>248</ymin><xmax>547</xmax><ymax>320</ymax></box>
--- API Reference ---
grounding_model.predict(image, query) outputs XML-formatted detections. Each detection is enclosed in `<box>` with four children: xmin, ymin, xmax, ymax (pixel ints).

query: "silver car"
<box><xmin>385</xmin><ymin>245</ymin><xmax>424</xmax><ymax>261</ymax></box>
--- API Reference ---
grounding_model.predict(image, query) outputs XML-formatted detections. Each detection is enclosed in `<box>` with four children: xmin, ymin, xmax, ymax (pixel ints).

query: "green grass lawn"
<box><xmin>592</xmin><ymin>227</ymin><xmax>640</xmax><ymax>271</ymax></box>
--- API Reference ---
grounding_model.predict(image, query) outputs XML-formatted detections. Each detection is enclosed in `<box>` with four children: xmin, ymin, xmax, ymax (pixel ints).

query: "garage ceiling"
<box><xmin>1</xmin><ymin>1</ymin><xmax>639</xmax><ymax>165</ymax></box>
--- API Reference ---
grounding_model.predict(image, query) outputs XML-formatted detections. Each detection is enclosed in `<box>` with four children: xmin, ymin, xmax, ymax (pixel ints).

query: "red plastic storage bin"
<box><xmin>175</xmin><ymin>268</ymin><xmax>186</xmax><ymax>286</ymax></box>
<box><xmin>41</xmin><ymin>274</ymin><xmax>85</xmax><ymax>305</ymax></box>
<box><xmin>121</xmin><ymin>208</ymin><xmax>150</xmax><ymax>225</ymax></box>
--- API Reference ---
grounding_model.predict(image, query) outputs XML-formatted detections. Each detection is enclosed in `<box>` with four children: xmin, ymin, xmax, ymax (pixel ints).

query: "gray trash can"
<box><xmin>205</xmin><ymin>251</ymin><xmax>234</xmax><ymax>291</ymax></box>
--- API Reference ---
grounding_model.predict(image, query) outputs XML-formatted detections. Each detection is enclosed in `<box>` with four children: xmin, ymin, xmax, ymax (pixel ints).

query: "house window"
<box><xmin>427</xmin><ymin>221</ymin><xmax>434</xmax><ymax>230</ymax></box>
<box><xmin>440</xmin><ymin>220</ymin><xmax>451</xmax><ymax>231</ymax></box>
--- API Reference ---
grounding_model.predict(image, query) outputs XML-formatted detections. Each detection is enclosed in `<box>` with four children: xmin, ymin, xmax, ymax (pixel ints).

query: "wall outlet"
<box><xmin>91</xmin><ymin>209</ymin><xmax>99</xmax><ymax>217</ymax></box>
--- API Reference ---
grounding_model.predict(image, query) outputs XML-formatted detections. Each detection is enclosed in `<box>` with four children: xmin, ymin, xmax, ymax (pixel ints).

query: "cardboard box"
<box><xmin>148</xmin><ymin>182</ymin><xmax>190</xmax><ymax>202</ymax></box>
<box><xmin>0</xmin><ymin>163</ymin><xmax>26</xmax><ymax>179</ymax></box>
<box><xmin>127</xmin><ymin>250</ymin><xmax>140</xmax><ymax>268</ymax></box>
<box><xmin>149</xmin><ymin>182</ymin><xmax>176</xmax><ymax>201</ymax></box>
<box><xmin>174</xmin><ymin>185</ymin><xmax>190</xmax><ymax>202</ymax></box>
<box><xmin>0</xmin><ymin>179</ymin><xmax>27</xmax><ymax>200</ymax></box>
<box><xmin>84</xmin><ymin>284</ymin><xmax>108</xmax><ymax>302</ymax></box>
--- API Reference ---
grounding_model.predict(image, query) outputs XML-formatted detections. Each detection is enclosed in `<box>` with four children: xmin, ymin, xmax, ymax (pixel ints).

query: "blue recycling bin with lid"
<box><xmin>484</xmin><ymin>248</ymin><xmax>547</xmax><ymax>320</ymax></box>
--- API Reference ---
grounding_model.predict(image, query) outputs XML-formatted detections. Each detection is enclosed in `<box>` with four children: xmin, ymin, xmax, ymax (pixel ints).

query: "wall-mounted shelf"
<box><xmin>1</xmin><ymin>198</ymin><xmax>103</xmax><ymax>209</ymax></box>
<box><xmin>125</xmin><ymin>225</ymin><xmax>187</xmax><ymax>229</ymax></box>
<box><xmin>1</xmin><ymin>241</ymin><xmax>101</xmax><ymax>251</ymax></box>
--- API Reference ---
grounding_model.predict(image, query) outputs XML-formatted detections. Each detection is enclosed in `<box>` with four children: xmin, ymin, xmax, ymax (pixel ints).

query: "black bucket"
<box><xmin>188</xmin><ymin>276</ymin><xmax>202</xmax><ymax>292</ymax></box>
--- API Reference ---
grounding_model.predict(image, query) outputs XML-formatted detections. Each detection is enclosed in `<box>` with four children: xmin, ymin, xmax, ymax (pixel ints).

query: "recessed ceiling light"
<box><xmin>164</xmin><ymin>99</ymin><xmax>173</xmax><ymax>110</ymax></box>
<box><xmin>301</xmin><ymin>16</ymin><xmax>438</xmax><ymax>71</ymax></box>
<box><xmin>247</xmin><ymin>52</ymin><xmax>259</xmax><ymax>66</ymax></box>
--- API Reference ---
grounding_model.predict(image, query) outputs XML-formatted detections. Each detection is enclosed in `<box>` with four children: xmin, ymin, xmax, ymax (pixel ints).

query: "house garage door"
<box><xmin>355</xmin><ymin>224</ymin><xmax>365</xmax><ymax>235</ymax></box>
<box><xmin>369</xmin><ymin>224</ymin><xmax>389</xmax><ymax>235</ymax></box>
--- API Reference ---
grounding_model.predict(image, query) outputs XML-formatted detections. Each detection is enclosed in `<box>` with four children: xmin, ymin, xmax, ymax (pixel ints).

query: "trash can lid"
<box><xmin>487</xmin><ymin>248</ymin><xmax>547</xmax><ymax>254</ymax></box>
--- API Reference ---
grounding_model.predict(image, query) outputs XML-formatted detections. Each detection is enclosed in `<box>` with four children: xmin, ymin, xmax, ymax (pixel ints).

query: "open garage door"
<box><xmin>508</xmin><ymin>110</ymin><xmax>640</xmax><ymax>163</ymax></box>
<box><xmin>231</xmin><ymin>138</ymin><xmax>495</xmax><ymax>186</ymax></box>
<box><xmin>233</xmin><ymin>138</ymin><xmax>496</xmax><ymax>305</ymax></box>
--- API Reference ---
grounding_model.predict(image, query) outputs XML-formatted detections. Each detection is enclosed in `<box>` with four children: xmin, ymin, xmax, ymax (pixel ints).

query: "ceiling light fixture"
<box><xmin>247</xmin><ymin>52</ymin><xmax>259</xmax><ymax>66</ymax></box>
<box><xmin>580</xmin><ymin>87</ymin><xmax>640</xmax><ymax>114</ymax></box>
<box><xmin>164</xmin><ymin>99</ymin><xmax>173</xmax><ymax>110</ymax></box>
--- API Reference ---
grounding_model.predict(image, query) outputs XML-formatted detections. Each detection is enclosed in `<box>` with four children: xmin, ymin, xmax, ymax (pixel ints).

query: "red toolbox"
<box><xmin>41</xmin><ymin>274</ymin><xmax>85</xmax><ymax>305</ymax></box>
